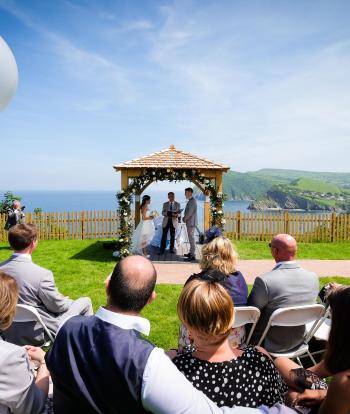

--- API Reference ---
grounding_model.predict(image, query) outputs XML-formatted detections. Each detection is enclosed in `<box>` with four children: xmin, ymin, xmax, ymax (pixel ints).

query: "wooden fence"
<box><xmin>224</xmin><ymin>211</ymin><xmax>350</xmax><ymax>242</ymax></box>
<box><xmin>0</xmin><ymin>210</ymin><xmax>349</xmax><ymax>242</ymax></box>
<box><xmin>0</xmin><ymin>211</ymin><xmax>120</xmax><ymax>241</ymax></box>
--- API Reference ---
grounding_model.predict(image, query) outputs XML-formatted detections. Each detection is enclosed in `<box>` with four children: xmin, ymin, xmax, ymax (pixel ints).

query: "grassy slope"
<box><xmin>252</xmin><ymin>169</ymin><xmax>350</xmax><ymax>188</ymax></box>
<box><xmin>0</xmin><ymin>239</ymin><xmax>349</xmax><ymax>348</ymax></box>
<box><xmin>294</xmin><ymin>178</ymin><xmax>340</xmax><ymax>194</ymax></box>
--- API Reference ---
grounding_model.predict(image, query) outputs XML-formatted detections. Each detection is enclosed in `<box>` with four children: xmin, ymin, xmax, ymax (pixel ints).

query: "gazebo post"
<box><xmin>121</xmin><ymin>170</ymin><xmax>129</xmax><ymax>194</ymax></box>
<box><xmin>135</xmin><ymin>192</ymin><xmax>141</xmax><ymax>227</ymax></box>
<box><xmin>215</xmin><ymin>171</ymin><xmax>223</xmax><ymax>226</ymax></box>
<box><xmin>204</xmin><ymin>192</ymin><xmax>210</xmax><ymax>232</ymax></box>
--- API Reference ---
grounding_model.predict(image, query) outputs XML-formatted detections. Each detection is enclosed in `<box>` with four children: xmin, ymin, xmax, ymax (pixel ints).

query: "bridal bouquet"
<box><xmin>150</xmin><ymin>210</ymin><xmax>159</xmax><ymax>218</ymax></box>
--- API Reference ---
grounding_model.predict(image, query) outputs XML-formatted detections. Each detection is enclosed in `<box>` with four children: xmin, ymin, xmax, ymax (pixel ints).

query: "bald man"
<box><xmin>248</xmin><ymin>234</ymin><xmax>319</xmax><ymax>353</ymax></box>
<box><xmin>47</xmin><ymin>255</ymin><xmax>293</xmax><ymax>414</ymax></box>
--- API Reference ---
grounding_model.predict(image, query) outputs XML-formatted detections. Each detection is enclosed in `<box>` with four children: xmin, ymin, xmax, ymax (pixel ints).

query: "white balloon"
<box><xmin>0</xmin><ymin>36</ymin><xmax>19</xmax><ymax>111</ymax></box>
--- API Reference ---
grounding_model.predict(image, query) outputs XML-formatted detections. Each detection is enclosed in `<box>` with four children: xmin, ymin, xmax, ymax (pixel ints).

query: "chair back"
<box><xmin>257</xmin><ymin>304</ymin><xmax>325</xmax><ymax>346</ymax></box>
<box><xmin>233</xmin><ymin>306</ymin><xmax>260</xmax><ymax>344</ymax></box>
<box><xmin>14</xmin><ymin>304</ymin><xmax>54</xmax><ymax>343</ymax></box>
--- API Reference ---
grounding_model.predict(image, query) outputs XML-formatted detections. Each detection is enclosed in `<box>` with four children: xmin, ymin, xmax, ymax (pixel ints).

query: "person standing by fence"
<box><xmin>4</xmin><ymin>200</ymin><xmax>25</xmax><ymax>230</ymax></box>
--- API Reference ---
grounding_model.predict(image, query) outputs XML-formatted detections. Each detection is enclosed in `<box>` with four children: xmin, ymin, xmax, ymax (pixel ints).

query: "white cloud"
<box><xmin>145</xmin><ymin>1</ymin><xmax>350</xmax><ymax>172</ymax></box>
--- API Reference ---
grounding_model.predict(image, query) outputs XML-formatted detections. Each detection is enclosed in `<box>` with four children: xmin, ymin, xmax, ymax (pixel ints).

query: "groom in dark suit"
<box><xmin>159</xmin><ymin>192</ymin><xmax>180</xmax><ymax>255</ymax></box>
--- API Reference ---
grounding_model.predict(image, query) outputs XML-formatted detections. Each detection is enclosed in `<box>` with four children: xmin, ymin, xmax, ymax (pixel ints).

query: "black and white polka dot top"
<box><xmin>173</xmin><ymin>345</ymin><xmax>287</xmax><ymax>408</ymax></box>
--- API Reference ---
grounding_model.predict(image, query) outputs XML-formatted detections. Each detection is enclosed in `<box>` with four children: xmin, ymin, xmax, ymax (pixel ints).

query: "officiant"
<box><xmin>159</xmin><ymin>192</ymin><xmax>181</xmax><ymax>255</ymax></box>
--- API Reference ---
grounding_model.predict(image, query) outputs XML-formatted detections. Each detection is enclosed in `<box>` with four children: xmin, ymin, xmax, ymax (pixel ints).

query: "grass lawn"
<box><xmin>0</xmin><ymin>239</ymin><xmax>349</xmax><ymax>349</ymax></box>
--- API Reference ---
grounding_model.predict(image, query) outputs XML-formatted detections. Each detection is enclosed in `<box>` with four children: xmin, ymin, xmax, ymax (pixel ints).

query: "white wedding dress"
<box><xmin>131</xmin><ymin>209</ymin><xmax>155</xmax><ymax>255</ymax></box>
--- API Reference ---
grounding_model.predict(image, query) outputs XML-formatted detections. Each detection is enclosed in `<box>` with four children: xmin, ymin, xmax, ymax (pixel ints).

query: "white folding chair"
<box><xmin>305</xmin><ymin>307</ymin><xmax>331</xmax><ymax>342</ymax></box>
<box><xmin>305</xmin><ymin>307</ymin><xmax>331</xmax><ymax>359</ymax></box>
<box><xmin>257</xmin><ymin>304</ymin><xmax>325</xmax><ymax>366</ymax></box>
<box><xmin>233</xmin><ymin>306</ymin><xmax>261</xmax><ymax>345</ymax></box>
<box><xmin>13</xmin><ymin>304</ymin><xmax>54</xmax><ymax>346</ymax></box>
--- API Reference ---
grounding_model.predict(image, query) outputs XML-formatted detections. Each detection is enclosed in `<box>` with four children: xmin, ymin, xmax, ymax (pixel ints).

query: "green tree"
<box><xmin>0</xmin><ymin>191</ymin><xmax>22</xmax><ymax>214</ymax></box>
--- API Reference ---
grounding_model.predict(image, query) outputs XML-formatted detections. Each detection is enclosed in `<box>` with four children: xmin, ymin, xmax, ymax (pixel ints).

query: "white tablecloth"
<box><xmin>151</xmin><ymin>216</ymin><xmax>188</xmax><ymax>249</ymax></box>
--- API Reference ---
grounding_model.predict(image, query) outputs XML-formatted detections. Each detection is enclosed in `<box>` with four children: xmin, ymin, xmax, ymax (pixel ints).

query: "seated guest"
<box><xmin>275</xmin><ymin>285</ymin><xmax>350</xmax><ymax>414</ymax></box>
<box><xmin>0</xmin><ymin>224</ymin><xmax>93</xmax><ymax>345</ymax></box>
<box><xmin>178</xmin><ymin>228</ymin><xmax>248</xmax><ymax>351</ymax></box>
<box><xmin>45</xmin><ymin>255</ymin><xmax>292</xmax><ymax>414</ymax></box>
<box><xmin>173</xmin><ymin>279</ymin><xmax>288</xmax><ymax>408</ymax></box>
<box><xmin>0</xmin><ymin>271</ymin><xmax>49</xmax><ymax>414</ymax></box>
<box><xmin>248</xmin><ymin>234</ymin><xmax>319</xmax><ymax>353</ymax></box>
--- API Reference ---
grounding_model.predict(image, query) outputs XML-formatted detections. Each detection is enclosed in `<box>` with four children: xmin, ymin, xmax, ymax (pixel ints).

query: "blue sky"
<box><xmin>1</xmin><ymin>0</ymin><xmax>350</xmax><ymax>190</ymax></box>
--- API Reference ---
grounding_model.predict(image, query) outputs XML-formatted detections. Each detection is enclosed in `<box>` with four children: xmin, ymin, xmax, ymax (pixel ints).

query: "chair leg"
<box><xmin>296</xmin><ymin>356</ymin><xmax>304</xmax><ymax>367</ymax></box>
<box><xmin>307</xmin><ymin>351</ymin><xmax>317</xmax><ymax>365</ymax></box>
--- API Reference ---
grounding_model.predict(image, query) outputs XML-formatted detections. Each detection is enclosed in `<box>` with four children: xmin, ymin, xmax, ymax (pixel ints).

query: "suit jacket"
<box><xmin>162</xmin><ymin>201</ymin><xmax>180</xmax><ymax>228</ymax></box>
<box><xmin>248</xmin><ymin>262</ymin><xmax>319</xmax><ymax>353</ymax></box>
<box><xmin>0</xmin><ymin>255</ymin><xmax>73</xmax><ymax>340</ymax></box>
<box><xmin>183</xmin><ymin>197</ymin><xmax>198</xmax><ymax>227</ymax></box>
<box><xmin>0</xmin><ymin>337</ymin><xmax>46</xmax><ymax>414</ymax></box>
<box><xmin>4</xmin><ymin>209</ymin><xmax>25</xmax><ymax>230</ymax></box>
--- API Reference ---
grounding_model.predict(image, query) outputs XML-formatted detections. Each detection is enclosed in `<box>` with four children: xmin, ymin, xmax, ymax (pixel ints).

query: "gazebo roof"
<box><xmin>113</xmin><ymin>145</ymin><xmax>230</xmax><ymax>171</ymax></box>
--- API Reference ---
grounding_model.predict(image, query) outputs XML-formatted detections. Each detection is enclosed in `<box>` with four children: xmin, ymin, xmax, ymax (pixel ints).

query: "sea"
<box><xmin>6</xmin><ymin>190</ymin><xmax>250</xmax><ymax>214</ymax></box>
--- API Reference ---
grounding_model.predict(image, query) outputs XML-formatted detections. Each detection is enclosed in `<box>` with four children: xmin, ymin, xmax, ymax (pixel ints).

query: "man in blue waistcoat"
<box><xmin>46</xmin><ymin>256</ymin><xmax>295</xmax><ymax>414</ymax></box>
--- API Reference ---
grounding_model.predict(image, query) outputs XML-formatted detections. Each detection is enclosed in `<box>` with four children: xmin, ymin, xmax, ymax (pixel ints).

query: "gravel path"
<box><xmin>154</xmin><ymin>260</ymin><xmax>350</xmax><ymax>284</ymax></box>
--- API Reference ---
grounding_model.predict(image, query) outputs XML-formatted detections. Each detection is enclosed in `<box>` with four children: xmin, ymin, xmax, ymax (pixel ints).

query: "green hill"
<box><xmin>293</xmin><ymin>178</ymin><xmax>341</xmax><ymax>194</ymax></box>
<box><xmin>222</xmin><ymin>171</ymin><xmax>272</xmax><ymax>200</ymax></box>
<box><xmin>223</xmin><ymin>169</ymin><xmax>350</xmax><ymax>211</ymax></box>
<box><xmin>251</xmin><ymin>169</ymin><xmax>350</xmax><ymax>189</ymax></box>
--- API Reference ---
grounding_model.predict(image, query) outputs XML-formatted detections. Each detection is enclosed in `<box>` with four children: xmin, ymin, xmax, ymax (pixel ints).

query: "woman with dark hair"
<box><xmin>131</xmin><ymin>195</ymin><xmax>155</xmax><ymax>257</ymax></box>
<box><xmin>275</xmin><ymin>285</ymin><xmax>350</xmax><ymax>414</ymax></box>
<box><xmin>0</xmin><ymin>271</ymin><xmax>50</xmax><ymax>413</ymax></box>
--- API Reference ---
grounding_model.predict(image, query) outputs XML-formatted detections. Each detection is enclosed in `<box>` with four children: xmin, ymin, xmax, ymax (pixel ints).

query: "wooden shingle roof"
<box><xmin>113</xmin><ymin>145</ymin><xmax>230</xmax><ymax>171</ymax></box>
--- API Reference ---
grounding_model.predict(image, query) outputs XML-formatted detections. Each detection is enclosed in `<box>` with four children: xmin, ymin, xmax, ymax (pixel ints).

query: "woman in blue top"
<box><xmin>178</xmin><ymin>227</ymin><xmax>248</xmax><ymax>352</ymax></box>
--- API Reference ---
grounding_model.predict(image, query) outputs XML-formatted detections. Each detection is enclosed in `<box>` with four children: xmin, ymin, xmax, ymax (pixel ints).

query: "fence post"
<box><xmin>330</xmin><ymin>212</ymin><xmax>336</xmax><ymax>242</ymax></box>
<box><xmin>236</xmin><ymin>211</ymin><xmax>241</xmax><ymax>240</ymax></box>
<box><xmin>284</xmin><ymin>211</ymin><xmax>290</xmax><ymax>234</ymax></box>
<box><xmin>81</xmin><ymin>211</ymin><xmax>85</xmax><ymax>240</ymax></box>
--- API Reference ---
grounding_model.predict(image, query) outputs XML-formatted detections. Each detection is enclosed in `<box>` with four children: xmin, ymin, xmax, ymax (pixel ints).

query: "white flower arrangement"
<box><xmin>150</xmin><ymin>210</ymin><xmax>159</xmax><ymax>218</ymax></box>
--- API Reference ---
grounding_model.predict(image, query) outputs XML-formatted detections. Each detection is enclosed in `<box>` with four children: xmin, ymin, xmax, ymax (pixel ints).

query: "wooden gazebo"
<box><xmin>113</xmin><ymin>145</ymin><xmax>230</xmax><ymax>231</ymax></box>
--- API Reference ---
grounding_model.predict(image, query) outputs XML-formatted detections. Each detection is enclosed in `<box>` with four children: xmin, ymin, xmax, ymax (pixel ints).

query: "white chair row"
<box><xmin>234</xmin><ymin>304</ymin><xmax>328</xmax><ymax>366</ymax></box>
<box><xmin>12</xmin><ymin>303</ymin><xmax>330</xmax><ymax>363</ymax></box>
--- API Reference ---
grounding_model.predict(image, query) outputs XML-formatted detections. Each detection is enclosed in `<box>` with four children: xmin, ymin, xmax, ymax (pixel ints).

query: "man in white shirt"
<box><xmin>46</xmin><ymin>255</ymin><xmax>295</xmax><ymax>414</ymax></box>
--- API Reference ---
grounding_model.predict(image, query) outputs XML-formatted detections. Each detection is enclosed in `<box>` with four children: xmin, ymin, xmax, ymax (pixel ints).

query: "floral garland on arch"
<box><xmin>115</xmin><ymin>168</ymin><xmax>226</xmax><ymax>257</ymax></box>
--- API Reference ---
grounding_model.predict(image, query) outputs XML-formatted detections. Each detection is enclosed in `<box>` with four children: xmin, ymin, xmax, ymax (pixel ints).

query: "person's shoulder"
<box><xmin>184</xmin><ymin>272</ymin><xmax>202</xmax><ymax>285</ymax></box>
<box><xmin>61</xmin><ymin>314</ymin><xmax>92</xmax><ymax>330</ymax></box>
<box><xmin>297</xmin><ymin>267</ymin><xmax>318</xmax><ymax>278</ymax></box>
<box><xmin>230</xmin><ymin>270</ymin><xmax>245</xmax><ymax>280</ymax></box>
<box><xmin>172</xmin><ymin>350</ymin><xmax>192</xmax><ymax>365</ymax></box>
<box><xmin>0</xmin><ymin>256</ymin><xmax>13</xmax><ymax>268</ymax></box>
<box><xmin>0</xmin><ymin>340</ymin><xmax>27</xmax><ymax>365</ymax></box>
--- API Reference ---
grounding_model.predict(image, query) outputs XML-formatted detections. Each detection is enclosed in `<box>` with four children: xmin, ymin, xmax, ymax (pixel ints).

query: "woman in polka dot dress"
<box><xmin>172</xmin><ymin>279</ymin><xmax>288</xmax><ymax>408</ymax></box>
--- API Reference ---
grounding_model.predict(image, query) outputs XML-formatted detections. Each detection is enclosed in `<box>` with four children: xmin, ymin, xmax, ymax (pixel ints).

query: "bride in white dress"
<box><xmin>131</xmin><ymin>195</ymin><xmax>155</xmax><ymax>257</ymax></box>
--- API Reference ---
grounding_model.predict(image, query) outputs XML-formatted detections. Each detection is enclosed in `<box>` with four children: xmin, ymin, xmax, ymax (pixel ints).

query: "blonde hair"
<box><xmin>177</xmin><ymin>279</ymin><xmax>235</xmax><ymax>345</ymax></box>
<box><xmin>200</xmin><ymin>236</ymin><xmax>238</xmax><ymax>275</ymax></box>
<box><xmin>0</xmin><ymin>272</ymin><xmax>18</xmax><ymax>331</ymax></box>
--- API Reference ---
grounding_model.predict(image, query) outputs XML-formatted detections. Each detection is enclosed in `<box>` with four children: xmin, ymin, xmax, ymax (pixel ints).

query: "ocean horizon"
<box><xmin>1</xmin><ymin>190</ymin><xmax>251</xmax><ymax>215</ymax></box>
